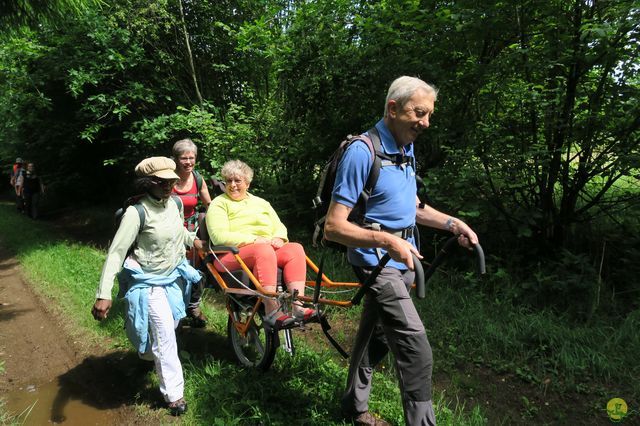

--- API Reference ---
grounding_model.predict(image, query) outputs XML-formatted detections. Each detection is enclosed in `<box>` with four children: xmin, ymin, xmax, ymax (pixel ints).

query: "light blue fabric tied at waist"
<box><xmin>117</xmin><ymin>257</ymin><xmax>202</xmax><ymax>354</ymax></box>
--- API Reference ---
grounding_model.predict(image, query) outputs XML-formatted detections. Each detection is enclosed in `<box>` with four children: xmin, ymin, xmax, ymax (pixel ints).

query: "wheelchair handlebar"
<box><xmin>423</xmin><ymin>236</ymin><xmax>486</xmax><ymax>285</ymax></box>
<box><xmin>423</xmin><ymin>236</ymin><xmax>458</xmax><ymax>284</ymax></box>
<box><xmin>473</xmin><ymin>243</ymin><xmax>486</xmax><ymax>274</ymax></box>
<box><xmin>352</xmin><ymin>237</ymin><xmax>485</xmax><ymax>304</ymax></box>
<box><xmin>414</xmin><ymin>253</ymin><xmax>426</xmax><ymax>299</ymax></box>
<box><xmin>313</xmin><ymin>257</ymin><xmax>324</xmax><ymax>304</ymax></box>
<box><xmin>350</xmin><ymin>253</ymin><xmax>391</xmax><ymax>305</ymax></box>
<box><xmin>350</xmin><ymin>252</ymin><xmax>426</xmax><ymax>304</ymax></box>
<box><xmin>473</xmin><ymin>244</ymin><xmax>487</xmax><ymax>275</ymax></box>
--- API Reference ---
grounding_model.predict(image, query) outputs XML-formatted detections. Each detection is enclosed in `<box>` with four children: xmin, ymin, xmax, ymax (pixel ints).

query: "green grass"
<box><xmin>420</xmin><ymin>272</ymin><xmax>640</xmax><ymax>398</ymax></box>
<box><xmin>0</xmin><ymin>202</ymin><xmax>488</xmax><ymax>425</ymax></box>
<box><xmin>0</xmin><ymin>399</ymin><xmax>19</xmax><ymax>426</ymax></box>
<box><xmin>4</xmin><ymin>200</ymin><xmax>637</xmax><ymax>424</ymax></box>
<box><xmin>181</xmin><ymin>341</ymin><xmax>486</xmax><ymax>425</ymax></box>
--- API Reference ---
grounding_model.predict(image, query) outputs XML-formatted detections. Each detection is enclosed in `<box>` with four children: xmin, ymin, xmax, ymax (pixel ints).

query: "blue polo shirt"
<box><xmin>332</xmin><ymin>119</ymin><xmax>417</xmax><ymax>269</ymax></box>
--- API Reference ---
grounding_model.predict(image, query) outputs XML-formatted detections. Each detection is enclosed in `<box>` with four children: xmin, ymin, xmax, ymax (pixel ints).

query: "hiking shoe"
<box><xmin>348</xmin><ymin>411</ymin><xmax>390</xmax><ymax>426</ymax></box>
<box><xmin>168</xmin><ymin>398</ymin><xmax>188</xmax><ymax>416</ymax></box>
<box><xmin>264</xmin><ymin>311</ymin><xmax>295</xmax><ymax>329</ymax></box>
<box><xmin>293</xmin><ymin>308</ymin><xmax>318</xmax><ymax>323</ymax></box>
<box><xmin>187</xmin><ymin>307</ymin><xmax>207</xmax><ymax>328</ymax></box>
<box><xmin>138</xmin><ymin>351</ymin><xmax>154</xmax><ymax>362</ymax></box>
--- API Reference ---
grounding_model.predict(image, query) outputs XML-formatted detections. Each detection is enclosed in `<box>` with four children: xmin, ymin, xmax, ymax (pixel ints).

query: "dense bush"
<box><xmin>1</xmin><ymin>0</ymin><xmax>638</xmax><ymax>318</ymax></box>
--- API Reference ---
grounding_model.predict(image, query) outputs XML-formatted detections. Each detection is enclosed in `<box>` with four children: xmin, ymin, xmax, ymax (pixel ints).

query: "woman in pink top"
<box><xmin>172</xmin><ymin>138</ymin><xmax>212</xmax><ymax>327</ymax></box>
<box><xmin>172</xmin><ymin>138</ymin><xmax>212</xmax><ymax>230</ymax></box>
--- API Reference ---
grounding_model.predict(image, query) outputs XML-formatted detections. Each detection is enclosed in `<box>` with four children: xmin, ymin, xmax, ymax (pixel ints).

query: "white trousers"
<box><xmin>147</xmin><ymin>286</ymin><xmax>184</xmax><ymax>403</ymax></box>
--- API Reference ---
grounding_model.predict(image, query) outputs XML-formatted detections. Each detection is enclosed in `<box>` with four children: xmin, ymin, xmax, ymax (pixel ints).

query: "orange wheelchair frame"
<box><xmin>194</xmin><ymin>237</ymin><xmax>485</xmax><ymax>371</ymax></box>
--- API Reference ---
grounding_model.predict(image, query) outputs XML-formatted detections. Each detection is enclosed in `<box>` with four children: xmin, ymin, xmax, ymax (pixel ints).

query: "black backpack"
<box><xmin>209</xmin><ymin>176</ymin><xmax>226</xmax><ymax>197</ymax></box>
<box><xmin>312</xmin><ymin>127</ymin><xmax>413</xmax><ymax>247</ymax></box>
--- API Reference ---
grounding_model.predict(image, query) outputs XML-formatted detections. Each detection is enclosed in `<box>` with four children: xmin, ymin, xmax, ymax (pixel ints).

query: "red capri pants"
<box><xmin>214</xmin><ymin>242</ymin><xmax>306</xmax><ymax>286</ymax></box>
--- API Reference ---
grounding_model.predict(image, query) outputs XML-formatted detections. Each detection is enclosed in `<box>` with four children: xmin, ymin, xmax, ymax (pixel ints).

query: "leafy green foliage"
<box><xmin>1</xmin><ymin>0</ymin><xmax>639</xmax><ymax>319</ymax></box>
<box><xmin>0</xmin><ymin>0</ymin><xmax>100</xmax><ymax>27</ymax></box>
<box><xmin>125</xmin><ymin>102</ymin><xmax>260</xmax><ymax>177</ymax></box>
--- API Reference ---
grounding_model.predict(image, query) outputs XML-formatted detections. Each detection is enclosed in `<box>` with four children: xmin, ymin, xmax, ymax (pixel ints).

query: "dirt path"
<box><xmin>0</xmin><ymin>246</ymin><xmax>154</xmax><ymax>425</ymax></box>
<box><xmin>0</xmin><ymin>248</ymin><xmax>80</xmax><ymax>392</ymax></box>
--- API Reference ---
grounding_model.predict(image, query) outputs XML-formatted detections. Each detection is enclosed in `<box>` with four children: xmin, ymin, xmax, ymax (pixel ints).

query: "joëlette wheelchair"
<box><xmin>193</xmin><ymin>215</ymin><xmax>486</xmax><ymax>372</ymax></box>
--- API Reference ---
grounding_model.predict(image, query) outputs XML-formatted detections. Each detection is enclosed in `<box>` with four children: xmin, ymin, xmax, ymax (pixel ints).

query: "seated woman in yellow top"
<box><xmin>206</xmin><ymin>159</ymin><xmax>315</xmax><ymax>328</ymax></box>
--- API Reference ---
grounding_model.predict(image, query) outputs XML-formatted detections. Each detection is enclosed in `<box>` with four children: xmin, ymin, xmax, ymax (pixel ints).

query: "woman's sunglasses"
<box><xmin>151</xmin><ymin>177</ymin><xmax>178</xmax><ymax>187</ymax></box>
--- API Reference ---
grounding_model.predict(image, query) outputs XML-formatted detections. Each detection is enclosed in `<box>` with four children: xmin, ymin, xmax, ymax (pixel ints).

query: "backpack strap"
<box><xmin>133</xmin><ymin>203</ymin><xmax>145</xmax><ymax>230</ymax></box>
<box><xmin>350</xmin><ymin>126</ymin><xmax>415</xmax><ymax>225</ymax></box>
<box><xmin>357</xmin><ymin>127</ymin><xmax>382</xmax><ymax>208</ymax></box>
<box><xmin>349</xmin><ymin>127</ymin><xmax>382</xmax><ymax>224</ymax></box>
<box><xmin>193</xmin><ymin>170</ymin><xmax>203</xmax><ymax>192</ymax></box>
<box><xmin>209</xmin><ymin>177</ymin><xmax>226</xmax><ymax>196</ymax></box>
<box><xmin>134</xmin><ymin>195</ymin><xmax>183</xmax><ymax>235</ymax></box>
<box><xmin>171</xmin><ymin>194</ymin><xmax>184</xmax><ymax>218</ymax></box>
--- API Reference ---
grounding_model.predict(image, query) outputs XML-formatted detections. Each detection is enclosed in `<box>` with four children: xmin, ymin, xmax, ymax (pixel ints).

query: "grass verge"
<box><xmin>3</xmin><ymin>201</ymin><xmax>637</xmax><ymax>424</ymax></box>
<box><xmin>0</xmin><ymin>202</ymin><xmax>487</xmax><ymax>425</ymax></box>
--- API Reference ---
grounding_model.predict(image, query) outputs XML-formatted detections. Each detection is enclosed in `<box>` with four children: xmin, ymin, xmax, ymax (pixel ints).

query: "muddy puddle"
<box><xmin>5</xmin><ymin>379</ymin><xmax>117</xmax><ymax>425</ymax></box>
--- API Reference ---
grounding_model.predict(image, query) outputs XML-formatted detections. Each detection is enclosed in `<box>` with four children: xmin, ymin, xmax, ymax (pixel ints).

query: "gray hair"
<box><xmin>384</xmin><ymin>76</ymin><xmax>438</xmax><ymax>117</ymax></box>
<box><xmin>221</xmin><ymin>159</ymin><xmax>254</xmax><ymax>184</ymax></box>
<box><xmin>172</xmin><ymin>138</ymin><xmax>198</xmax><ymax>158</ymax></box>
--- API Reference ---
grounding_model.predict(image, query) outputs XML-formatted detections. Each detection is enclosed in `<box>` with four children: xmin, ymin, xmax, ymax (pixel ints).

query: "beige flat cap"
<box><xmin>134</xmin><ymin>156</ymin><xmax>179</xmax><ymax>180</ymax></box>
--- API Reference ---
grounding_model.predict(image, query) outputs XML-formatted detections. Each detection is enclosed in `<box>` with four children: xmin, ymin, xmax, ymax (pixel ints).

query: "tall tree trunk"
<box><xmin>177</xmin><ymin>0</ymin><xmax>203</xmax><ymax>105</ymax></box>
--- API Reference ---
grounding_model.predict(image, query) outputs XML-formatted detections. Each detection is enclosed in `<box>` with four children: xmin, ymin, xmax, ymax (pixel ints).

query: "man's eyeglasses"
<box><xmin>404</xmin><ymin>106</ymin><xmax>431</xmax><ymax>119</ymax></box>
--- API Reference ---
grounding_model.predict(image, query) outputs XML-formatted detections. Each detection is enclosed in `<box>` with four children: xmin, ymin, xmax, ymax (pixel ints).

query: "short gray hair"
<box><xmin>384</xmin><ymin>76</ymin><xmax>438</xmax><ymax>117</ymax></box>
<box><xmin>172</xmin><ymin>138</ymin><xmax>198</xmax><ymax>158</ymax></box>
<box><xmin>221</xmin><ymin>159</ymin><xmax>254</xmax><ymax>184</ymax></box>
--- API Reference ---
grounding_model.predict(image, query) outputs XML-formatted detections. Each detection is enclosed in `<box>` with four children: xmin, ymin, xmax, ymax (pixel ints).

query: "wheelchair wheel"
<box><xmin>227</xmin><ymin>302</ymin><xmax>277</xmax><ymax>371</ymax></box>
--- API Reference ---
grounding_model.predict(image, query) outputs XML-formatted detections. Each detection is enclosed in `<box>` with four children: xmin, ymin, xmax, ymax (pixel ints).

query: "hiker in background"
<box><xmin>21</xmin><ymin>162</ymin><xmax>45</xmax><ymax>219</ymax></box>
<box><xmin>91</xmin><ymin>156</ymin><xmax>204</xmax><ymax>417</ymax></box>
<box><xmin>172</xmin><ymin>138</ymin><xmax>212</xmax><ymax>230</ymax></box>
<box><xmin>10</xmin><ymin>157</ymin><xmax>24</xmax><ymax>213</ymax></box>
<box><xmin>206</xmin><ymin>159</ymin><xmax>316</xmax><ymax>329</ymax></box>
<box><xmin>324</xmin><ymin>76</ymin><xmax>479</xmax><ymax>426</ymax></box>
<box><xmin>9</xmin><ymin>157</ymin><xmax>22</xmax><ymax>187</ymax></box>
<box><xmin>171</xmin><ymin>138</ymin><xmax>212</xmax><ymax>327</ymax></box>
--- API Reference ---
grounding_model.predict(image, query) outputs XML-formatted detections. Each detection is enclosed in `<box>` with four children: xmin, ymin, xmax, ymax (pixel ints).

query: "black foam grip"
<box><xmin>413</xmin><ymin>253</ymin><xmax>426</xmax><ymax>299</ymax></box>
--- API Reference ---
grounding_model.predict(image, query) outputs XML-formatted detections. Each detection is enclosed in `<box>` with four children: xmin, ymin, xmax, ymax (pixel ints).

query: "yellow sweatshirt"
<box><xmin>206</xmin><ymin>193</ymin><xmax>288</xmax><ymax>246</ymax></box>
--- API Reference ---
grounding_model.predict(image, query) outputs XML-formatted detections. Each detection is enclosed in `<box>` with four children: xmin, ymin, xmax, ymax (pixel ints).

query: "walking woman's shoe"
<box><xmin>187</xmin><ymin>307</ymin><xmax>207</xmax><ymax>328</ymax></box>
<box><xmin>168</xmin><ymin>398</ymin><xmax>188</xmax><ymax>416</ymax></box>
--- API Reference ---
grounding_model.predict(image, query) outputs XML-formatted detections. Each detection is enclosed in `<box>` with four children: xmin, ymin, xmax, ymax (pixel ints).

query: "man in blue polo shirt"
<box><xmin>325</xmin><ymin>76</ymin><xmax>479</xmax><ymax>426</ymax></box>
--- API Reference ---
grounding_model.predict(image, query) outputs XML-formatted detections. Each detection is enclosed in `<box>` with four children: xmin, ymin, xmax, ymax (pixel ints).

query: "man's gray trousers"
<box><xmin>342</xmin><ymin>267</ymin><xmax>436</xmax><ymax>426</ymax></box>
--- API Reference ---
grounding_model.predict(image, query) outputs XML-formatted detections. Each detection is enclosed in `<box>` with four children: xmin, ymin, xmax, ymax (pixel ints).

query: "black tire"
<box><xmin>227</xmin><ymin>302</ymin><xmax>277</xmax><ymax>371</ymax></box>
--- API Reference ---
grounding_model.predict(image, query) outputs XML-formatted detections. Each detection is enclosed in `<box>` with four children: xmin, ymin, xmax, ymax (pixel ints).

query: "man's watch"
<box><xmin>446</xmin><ymin>217</ymin><xmax>455</xmax><ymax>233</ymax></box>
